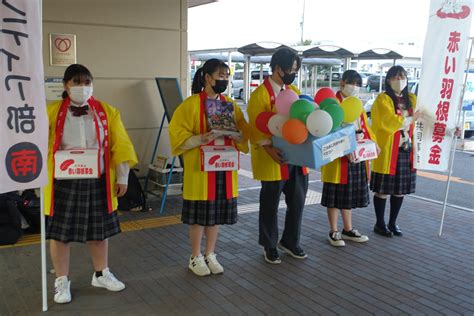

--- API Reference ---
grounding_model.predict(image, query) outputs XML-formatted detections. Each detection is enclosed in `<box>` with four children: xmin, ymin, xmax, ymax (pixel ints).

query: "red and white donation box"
<box><xmin>201</xmin><ymin>146</ymin><xmax>239</xmax><ymax>172</ymax></box>
<box><xmin>350</xmin><ymin>140</ymin><xmax>378</xmax><ymax>163</ymax></box>
<box><xmin>54</xmin><ymin>149</ymin><xmax>100</xmax><ymax>179</ymax></box>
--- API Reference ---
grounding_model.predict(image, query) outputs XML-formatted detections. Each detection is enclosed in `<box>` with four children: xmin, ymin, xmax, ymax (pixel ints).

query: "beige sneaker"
<box><xmin>188</xmin><ymin>254</ymin><xmax>211</xmax><ymax>276</ymax></box>
<box><xmin>205</xmin><ymin>252</ymin><xmax>224</xmax><ymax>274</ymax></box>
<box><xmin>54</xmin><ymin>276</ymin><xmax>71</xmax><ymax>304</ymax></box>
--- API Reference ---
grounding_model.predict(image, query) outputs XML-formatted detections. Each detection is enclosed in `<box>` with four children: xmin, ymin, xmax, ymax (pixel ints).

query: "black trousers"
<box><xmin>258</xmin><ymin>165</ymin><xmax>309</xmax><ymax>249</ymax></box>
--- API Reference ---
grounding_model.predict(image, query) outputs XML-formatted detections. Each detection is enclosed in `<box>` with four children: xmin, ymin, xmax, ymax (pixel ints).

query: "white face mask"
<box><xmin>69</xmin><ymin>86</ymin><xmax>93</xmax><ymax>106</ymax></box>
<box><xmin>390</xmin><ymin>79</ymin><xmax>407</xmax><ymax>94</ymax></box>
<box><xmin>342</xmin><ymin>84</ymin><xmax>360</xmax><ymax>97</ymax></box>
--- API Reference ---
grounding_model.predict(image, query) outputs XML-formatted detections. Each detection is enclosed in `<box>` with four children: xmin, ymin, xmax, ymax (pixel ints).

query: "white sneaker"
<box><xmin>188</xmin><ymin>254</ymin><xmax>211</xmax><ymax>276</ymax></box>
<box><xmin>328</xmin><ymin>231</ymin><xmax>345</xmax><ymax>247</ymax></box>
<box><xmin>205</xmin><ymin>252</ymin><xmax>224</xmax><ymax>274</ymax></box>
<box><xmin>91</xmin><ymin>268</ymin><xmax>125</xmax><ymax>292</ymax></box>
<box><xmin>54</xmin><ymin>276</ymin><xmax>71</xmax><ymax>304</ymax></box>
<box><xmin>341</xmin><ymin>229</ymin><xmax>369</xmax><ymax>243</ymax></box>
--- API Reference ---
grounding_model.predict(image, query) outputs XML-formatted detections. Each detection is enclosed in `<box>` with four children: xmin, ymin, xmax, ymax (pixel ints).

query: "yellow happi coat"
<box><xmin>247</xmin><ymin>79</ymin><xmax>307</xmax><ymax>181</ymax></box>
<box><xmin>371</xmin><ymin>92</ymin><xmax>417</xmax><ymax>175</ymax></box>
<box><xmin>44</xmin><ymin>99</ymin><xmax>138</xmax><ymax>215</ymax></box>
<box><xmin>168</xmin><ymin>93</ymin><xmax>249</xmax><ymax>201</ymax></box>
<box><xmin>321</xmin><ymin>111</ymin><xmax>377</xmax><ymax>184</ymax></box>
<box><xmin>321</xmin><ymin>90</ymin><xmax>377</xmax><ymax>184</ymax></box>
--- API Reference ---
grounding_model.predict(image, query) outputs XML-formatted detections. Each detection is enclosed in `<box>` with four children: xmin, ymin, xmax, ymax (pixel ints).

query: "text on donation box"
<box><xmin>201</xmin><ymin>146</ymin><xmax>239</xmax><ymax>171</ymax></box>
<box><xmin>55</xmin><ymin>149</ymin><xmax>100</xmax><ymax>179</ymax></box>
<box><xmin>321</xmin><ymin>136</ymin><xmax>351</xmax><ymax>162</ymax></box>
<box><xmin>350</xmin><ymin>140</ymin><xmax>378</xmax><ymax>162</ymax></box>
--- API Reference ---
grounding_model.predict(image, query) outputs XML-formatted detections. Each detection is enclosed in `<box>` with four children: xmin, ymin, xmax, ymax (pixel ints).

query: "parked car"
<box><xmin>408</xmin><ymin>79</ymin><xmax>419</xmax><ymax>95</ymax></box>
<box><xmin>232</xmin><ymin>69</ymin><xmax>269</xmax><ymax>99</ymax></box>
<box><xmin>366</xmin><ymin>74</ymin><xmax>385</xmax><ymax>92</ymax></box>
<box><xmin>359</xmin><ymin>72</ymin><xmax>372</xmax><ymax>87</ymax></box>
<box><xmin>463</xmin><ymin>104</ymin><xmax>474</xmax><ymax>138</ymax></box>
<box><xmin>324</xmin><ymin>72</ymin><xmax>342</xmax><ymax>81</ymax></box>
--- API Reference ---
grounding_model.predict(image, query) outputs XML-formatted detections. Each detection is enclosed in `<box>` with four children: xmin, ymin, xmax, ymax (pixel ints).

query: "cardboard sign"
<box><xmin>350</xmin><ymin>140</ymin><xmax>378</xmax><ymax>162</ymax></box>
<box><xmin>54</xmin><ymin>149</ymin><xmax>100</xmax><ymax>179</ymax></box>
<box><xmin>272</xmin><ymin>125</ymin><xmax>357</xmax><ymax>169</ymax></box>
<box><xmin>201</xmin><ymin>146</ymin><xmax>239</xmax><ymax>171</ymax></box>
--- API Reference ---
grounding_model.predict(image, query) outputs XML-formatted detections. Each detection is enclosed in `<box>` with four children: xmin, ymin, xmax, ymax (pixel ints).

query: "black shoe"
<box><xmin>278</xmin><ymin>242</ymin><xmax>308</xmax><ymax>259</ymax></box>
<box><xmin>263</xmin><ymin>248</ymin><xmax>281</xmax><ymax>264</ymax></box>
<box><xmin>373</xmin><ymin>224</ymin><xmax>393</xmax><ymax>237</ymax></box>
<box><xmin>388</xmin><ymin>224</ymin><xmax>403</xmax><ymax>236</ymax></box>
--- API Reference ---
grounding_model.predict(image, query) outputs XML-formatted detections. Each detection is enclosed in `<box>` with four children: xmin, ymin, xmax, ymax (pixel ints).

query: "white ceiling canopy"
<box><xmin>188</xmin><ymin>0</ymin><xmax>217</xmax><ymax>8</ymax></box>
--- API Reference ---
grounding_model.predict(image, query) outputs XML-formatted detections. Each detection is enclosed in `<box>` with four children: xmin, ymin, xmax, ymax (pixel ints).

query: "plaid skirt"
<box><xmin>46</xmin><ymin>176</ymin><xmax>121</xmax><ymax>243</ymax></box>
<box><xmin>321</xmin><ymin>161</ymin><xmax>369</xmax><ymax>209</ymax></box>
<box><xmin>370</xmin><ymin>149</ymin><xmax>416</xmax><ymax>195</ymax></box>
<box><xmin>182</xmin><ymin>171</ymin><xmax>237</xmax><ymax>226</ymax></box>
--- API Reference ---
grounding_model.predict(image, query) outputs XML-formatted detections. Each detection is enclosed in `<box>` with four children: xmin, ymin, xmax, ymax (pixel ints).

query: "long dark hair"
<box><xmin>385</xmin><ymin>65</ymin><xmax>412</xmax><ymax>110</ymax></box>
<box><xmin>191</xmin><ymin>59</ymin><xmax>230</xmax><ymax>94</ymax></box>
<box><xmin>61</xmin><ymin>64</ymin><xmax>93</xmax><ymax>99</ymax></box>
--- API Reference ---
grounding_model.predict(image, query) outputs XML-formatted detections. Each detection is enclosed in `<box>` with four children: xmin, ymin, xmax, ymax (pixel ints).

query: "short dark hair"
<box><xmin>61</xmin><ymin>64</ymin><xmax>93</xmax><ymax>99</ymax></box>
<box><xmin>342</xmin><ymin>70</ymin><xmax>362</xmax><ymax>86</ymax></box>
<box><xmin>270</xmin><ymin>48</ymin><xmax>301</xmax><ymax>73</ymax></box>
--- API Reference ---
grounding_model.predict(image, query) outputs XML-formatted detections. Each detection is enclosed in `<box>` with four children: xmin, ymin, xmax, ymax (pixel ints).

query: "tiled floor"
<box><xmin>1</xmin><ymin>178</ymin><xmax>473</xmax><ymax>315</ymax></box>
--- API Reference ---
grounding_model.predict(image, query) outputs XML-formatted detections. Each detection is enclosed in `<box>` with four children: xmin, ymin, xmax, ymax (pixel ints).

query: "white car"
<box><xmin>232</xmin><ymin>69</ymin><xmax>269</xmax><ymax>99</ymax></box>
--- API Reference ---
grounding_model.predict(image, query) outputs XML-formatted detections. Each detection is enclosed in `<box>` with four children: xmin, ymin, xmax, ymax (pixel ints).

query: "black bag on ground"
<box><xmin>18</xmin><ymin>189</ymin><xmax>41</xmax><ymax>233</ymax></box>
<box><xmin>0</xmin><ymin>192</ymin><xmax>23</xmax><ymax>245</ymax></box>
<box><xmin>118</xmin><ymin>169</ymin><xmax>148</xmax><ymax>211</ymax></box>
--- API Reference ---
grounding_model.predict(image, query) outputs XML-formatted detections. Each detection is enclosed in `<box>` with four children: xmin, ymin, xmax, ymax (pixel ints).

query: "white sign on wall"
<box><xmin>49</xmin><ymin>33</ymin><xmax>76</xmax><ymax>66</ymax></box>
<box><xmin>45</xmin><ymin>77</ymin><xmax>64</xmax><ymax>101</ymax></box>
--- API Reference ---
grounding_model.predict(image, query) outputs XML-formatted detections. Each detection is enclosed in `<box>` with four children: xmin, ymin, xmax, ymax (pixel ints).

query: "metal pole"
<box><xmin>439</xmin><ymin>37</ymin><xmax>473</xmax><ymax>236</ymax></box>
<box><xmin>227</xmin><ymin>51</ymin><xmax>232</xmax><ymax>97</ymax></box>
<box><xmin>329</xmin><ymin>67</ymin><xmax>333</xmax><ymax>88</ymax></box>
<box><xmin>314</xmin><ymin>65</ymin><xmax>318</xmax><ymax>92</ymax></box>
<box><xmin>39</xmin><ymin>0</ymin><xmax>48</xmax><ymax>311</ymax></box>
<box><xmin>40</xmin><ymin>187</ymin><xmax>47</xmax><ymax>311</ymax></box>
<box><xmin>243</xmin><ymin>55</ymin><xmax>250</xmax><ymax>103</ymax></box>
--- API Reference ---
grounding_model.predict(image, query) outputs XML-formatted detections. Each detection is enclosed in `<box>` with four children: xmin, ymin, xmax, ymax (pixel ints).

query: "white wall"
<box><xmin>42</xmin><ymin>0</ymin><xmax>188</xmax><ymax>174</ymax></box>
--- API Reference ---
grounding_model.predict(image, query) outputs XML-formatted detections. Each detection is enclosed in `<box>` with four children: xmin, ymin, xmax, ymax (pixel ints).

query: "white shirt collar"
<box><xmin>269</xmin><ymin>76</ymin><xmax>284</xmax><ymax>96</ymax></box>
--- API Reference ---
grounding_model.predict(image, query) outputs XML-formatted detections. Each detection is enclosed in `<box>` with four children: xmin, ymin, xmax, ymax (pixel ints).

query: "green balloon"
<box><xmin>289</xmin><ymin>99</ymin><xmax>315</xmax><ymax>123</ymax></box>
<box><xmin>319</xmin><ymin>98</ymin><xmax>340</xmax><ymax>110</ymax></box>
<box><xmin>323</xmin><ymin>104</ymin><xmax>344</xmax><ymax>131</ymax></box>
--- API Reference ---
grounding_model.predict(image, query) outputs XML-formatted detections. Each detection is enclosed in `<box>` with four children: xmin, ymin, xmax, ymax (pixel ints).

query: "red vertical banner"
<box><xmin>0</xmin><ymin>0</ymin><xmax>48</xmax><ymax>193</ymax></box>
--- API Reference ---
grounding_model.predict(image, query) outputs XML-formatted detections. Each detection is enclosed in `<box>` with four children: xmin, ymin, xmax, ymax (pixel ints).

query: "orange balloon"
<box><xmin>282</xmin><ymin>119</ymin><xmax>308</xmax><ymax>144</ymax></box>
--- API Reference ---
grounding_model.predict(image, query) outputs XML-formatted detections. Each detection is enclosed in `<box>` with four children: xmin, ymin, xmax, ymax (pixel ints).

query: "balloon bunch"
<box><xmin>256</xmin><ymin>88</ymin><xmax>364</xmax><ymax>144</ymax></box>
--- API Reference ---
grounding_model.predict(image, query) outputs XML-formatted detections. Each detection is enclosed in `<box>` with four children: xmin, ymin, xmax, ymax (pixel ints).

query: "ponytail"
<box><xmin>191</xmin><ymin>59</ymin><xmax>230</xmax><ymax>95</ymax></box>
<box><xmin>191</xmin><ymin>68</ymin><xmax>205</xmax><ymax>94</ymax></box>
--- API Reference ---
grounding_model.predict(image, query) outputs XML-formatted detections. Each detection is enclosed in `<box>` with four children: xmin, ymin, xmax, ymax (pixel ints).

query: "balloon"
<box><xmin>306</xmin><ymin>110</ymin><xmax>333</xmax><ymax>137</ymax></box>
<box><xmin>314</xmin><ymin>87</ymin><xmax>336</xmax><ymax>104</ymax></box>
<box><xmin>255</xmin><ymin>111</ymin><xmax>275</xmax><ymax>135</ymax></box>
<box><xmin>341</xmin><ymin>96</ymin><xmax>364</xmax><ymax>123</ymax></box>
<box><xmin>289</xmin><ymin>99</ymin><xmax>315</xmax><ymax>122</ymax></box>
<box><xmin>275</xmin><ymin>89</ymin><xmax>299</xmax><ymax>116</ymax></box>
<box><xmin>267</xmin><ymin>114</ymin><xmax>288</xmax><ymax>138</ymax></box>
<box><xmin>319</xmin><ymin>98</ymin><xmax>340</xmax><ymax>110</ymax></box>
<box><xmin>299</xmin><ymin>94</ymin><xmax>314</xmax><ymax>102</ymax></box>
<box><xmin>282</xmin><ymin>119</ymin><xmax>308</xmax><ymax>144</ymax></box>
<box><xmin>322</xmin><ymin>104</ymin><xmax>344</xmax><ymax>131</ymax></box>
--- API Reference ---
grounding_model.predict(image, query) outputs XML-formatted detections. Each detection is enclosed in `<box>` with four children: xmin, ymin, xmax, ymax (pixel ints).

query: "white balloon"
<box><xmin>267</xmin><ymin>113</ymin><xmax>288</xmax><ymax>137</ymax></box>
<box><xmin>306</xmin><ymin>110</ymin><xmax>333</xmax><ymax>137</ymax></box>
